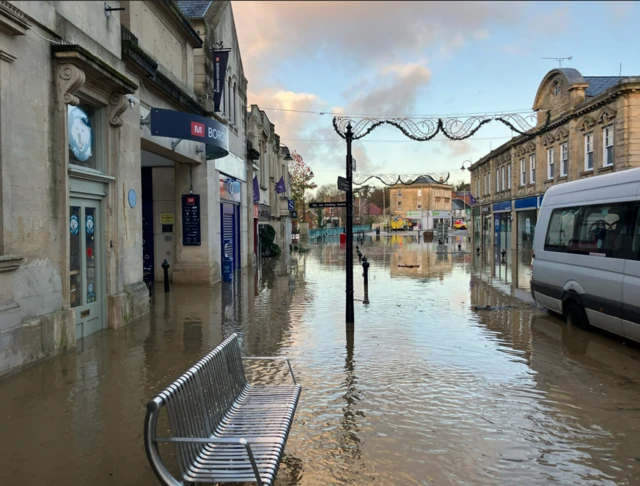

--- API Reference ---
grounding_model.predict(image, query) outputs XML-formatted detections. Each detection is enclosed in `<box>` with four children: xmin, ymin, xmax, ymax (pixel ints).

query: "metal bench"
<box><xmin>144</xmin><ymin>333</ymin><xmax>301</xmax><ymax>485</ymax></box>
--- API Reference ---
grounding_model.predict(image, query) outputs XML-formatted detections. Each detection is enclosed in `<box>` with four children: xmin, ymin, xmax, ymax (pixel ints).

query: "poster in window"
<box><xmin>68</xmin><ymin>105</ymin><xmax>93</xmax><ymax>162</ymax></box>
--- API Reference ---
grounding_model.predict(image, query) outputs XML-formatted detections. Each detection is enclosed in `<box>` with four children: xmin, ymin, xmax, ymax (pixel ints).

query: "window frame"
<box><xmin>585</xmin><ymin>133</ymin><xmax>594</xmax><ymax>171</ymax></box>
<box><xmin>603</xmin><ymin>125</ymin><xmax>614</xmax><ymax>167</ymax></box>
<box><xmin>501</xmin><ymin>166</ymin><xmax>506</xmax><ymax>192</ymax></box>
<box><xmin>529</xmin><ymin>154</ymin><xmax>535</xmax><ymax>184</ymax></box>
<box><xmin>520</xmin><ymin>158</ymin><xmax>525</xmax><ymax>186</ymax></box>
<box><xmin>507</xmin><ymin>163</ymin><xmax>511</xmax><ymax>190</ymax></box>
<box><xmin>547</xmin><ymin>147</ymin><xmax>554</xmax><ymax>181</ymax></box>
<box><xmin>561</xmin><ymin>142</ymin><xmax>568</xmax><ymax>177</ymax></box>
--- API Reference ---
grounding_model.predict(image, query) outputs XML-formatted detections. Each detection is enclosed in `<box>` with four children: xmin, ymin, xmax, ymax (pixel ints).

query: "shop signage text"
<box><xmin>150</xmin><ymin>108</ymin><xmax>229</xmax><ymax>159</ymax></box>
<box><xmin>309</xmin><ymin>201</ymin><xmax>347</xmax><ymax>208</ymax></box>
<box><xmin>181</xmin><ymin>194</ymin><xmax>201</xmax><ymax>246</ymax></box>
<box><xmin>160</xmin><ymin>213</ymin><xmax>174</xmax><ymax>224</ymax></box>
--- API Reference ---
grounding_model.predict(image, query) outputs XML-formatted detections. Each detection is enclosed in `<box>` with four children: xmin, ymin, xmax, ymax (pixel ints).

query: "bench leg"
<box><xmin>241</xmin><ymin>439</ymin><xmax>263</xmax><ymax>486</ymax></box>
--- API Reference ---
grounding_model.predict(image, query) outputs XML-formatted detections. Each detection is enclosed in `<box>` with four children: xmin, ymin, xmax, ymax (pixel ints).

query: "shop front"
<box><xmin>514</xmin><ymin>196</ymin><xmax>540</xmax><ymax>288</ymax></box>
<box><xmin>220</xmin><ymin>178</ymin><xmax>242</xmax><ymax>271</ymax></box>
<box><xmin>492</xmin><ymin>200</ymin><xmax>513</xmax><ymax>259</ymax></box>
<box><xmin>481</xmin><ymin>206</ymin><xmax>491</xmax><ymax>252</ymax></box>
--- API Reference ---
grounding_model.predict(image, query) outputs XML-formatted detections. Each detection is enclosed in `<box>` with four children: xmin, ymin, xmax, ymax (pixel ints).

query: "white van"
<box><xmin>532</xmin><ymin>168</ymin><xmax>640</xmax><ymax>343</ymax></box>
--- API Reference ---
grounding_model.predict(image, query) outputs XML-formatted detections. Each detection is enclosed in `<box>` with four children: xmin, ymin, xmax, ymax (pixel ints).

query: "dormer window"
<box><xmin>553</xmin><ymin>81</ymin><xmax>561</xmax><ymax>96</ymax></box>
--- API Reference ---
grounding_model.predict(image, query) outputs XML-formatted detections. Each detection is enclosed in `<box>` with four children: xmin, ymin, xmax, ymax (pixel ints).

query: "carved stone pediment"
<box><xmin>579</xmin><ymin>115</ymin><xmax>596</xmax><ymax>132</ymax></box>
<box><xmin>542</xmin><ymin>133</ymin><xmax>556</xmax><ymax>146</ymax></box>
<box><xmin>526</xmin><ymin>141</ymin><xmax>536</xmax><ymax>153</ymax></box>
<box><xmin>596</xmin><ymin>107</ymin><xmax>616</xmax><ymax>125</ymax></box>
<box><xmin>555</xmin><ymin>127</ymin><xmax>569</xmax><ymax>141</ymax></box>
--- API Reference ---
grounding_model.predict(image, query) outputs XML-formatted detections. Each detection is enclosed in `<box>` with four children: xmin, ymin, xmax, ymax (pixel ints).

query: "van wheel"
<box><xmin>565</xmin><ymin>302</ymin><xmax>589</xmax><ymax>329</ymax></box>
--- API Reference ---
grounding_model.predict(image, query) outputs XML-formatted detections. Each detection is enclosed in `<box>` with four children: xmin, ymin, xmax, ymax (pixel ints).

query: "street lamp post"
<box><xmin>345</xmin><ymin>124</ymin><xmax>355</xmax><ymax>328</ymax></box>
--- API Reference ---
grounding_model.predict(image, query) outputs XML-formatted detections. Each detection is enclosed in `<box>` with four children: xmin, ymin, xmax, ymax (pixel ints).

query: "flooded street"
<box><xmin>2</xmin><ymin>236</ymin><xmax>640</xmax><ymax>485</ymax></box>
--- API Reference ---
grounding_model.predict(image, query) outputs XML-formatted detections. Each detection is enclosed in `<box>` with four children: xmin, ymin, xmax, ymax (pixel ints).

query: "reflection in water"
<box><xmin>2</xmin><ymin>240</ymin><xmax>640</xmax><ymax>485</ymax></box>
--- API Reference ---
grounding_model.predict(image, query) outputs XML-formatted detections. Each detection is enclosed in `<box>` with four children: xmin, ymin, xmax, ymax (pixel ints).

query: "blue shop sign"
<box><xmin>515</xmin><ymin>196</ymin><xmax>538</xmax><ymax>210</ymax></box>
<box><xmin>68</xmin><ymin>106</ymin><xmax>92</xmax><ymax>162</ymax></box>
<box><xmin>150</xmin><ymin>108</ymin><xmax>229</xmax><ymax>159</ymax></box>
<box><xmin>492</xmin><ymin>200</ymin><xmax>512</xmax><ymax>213</ymax></box>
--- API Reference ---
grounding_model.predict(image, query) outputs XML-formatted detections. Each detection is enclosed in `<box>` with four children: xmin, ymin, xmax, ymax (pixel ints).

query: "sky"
<box><xmin>232</xmin><ymin>1</ymin><xmax>640</xmax><ymax>193</ymax></box>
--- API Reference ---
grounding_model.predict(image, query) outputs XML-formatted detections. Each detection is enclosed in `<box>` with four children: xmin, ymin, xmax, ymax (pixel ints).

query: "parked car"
<box><xmin>531</xmin><ymin>168</ymin><xmax>640</xmax><ymax>343</ymax></box>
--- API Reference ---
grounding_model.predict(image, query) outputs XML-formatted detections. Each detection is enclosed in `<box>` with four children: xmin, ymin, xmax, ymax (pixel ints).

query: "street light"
<box><xmin>460</xmin><ymin>160</ymin><xmax>473</xmax><ymax>222</ymax></box>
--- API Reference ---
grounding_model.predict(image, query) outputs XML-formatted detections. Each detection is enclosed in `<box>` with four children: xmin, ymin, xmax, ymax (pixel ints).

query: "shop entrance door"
<box><xmin>70</xmin><ymin>198</ymin><xmax>104</xmax><ymax>340</ymax></box>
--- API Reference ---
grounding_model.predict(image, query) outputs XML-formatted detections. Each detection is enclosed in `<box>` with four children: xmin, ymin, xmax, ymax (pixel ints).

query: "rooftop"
<box><xmin>176</xmin><ymin>0</ymin><xmax>212</xmax><ymax>18</ymax></box>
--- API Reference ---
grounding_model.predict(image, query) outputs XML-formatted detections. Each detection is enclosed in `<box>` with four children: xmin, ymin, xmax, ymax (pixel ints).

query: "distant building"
<box><xmin>469</xmin><ymin>68</ymin><xmax>640</xmax><ymax>282</ymax></box>
<box><xmin>389</xmin><ymin>176</ymin><xmax>454</xmax><ymax>224</ymax></box>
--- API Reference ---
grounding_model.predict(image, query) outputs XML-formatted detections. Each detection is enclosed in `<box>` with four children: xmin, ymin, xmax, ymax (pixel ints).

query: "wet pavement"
<box><xmin>2</xmin><ymin>236</ymin><xmax>640</xmax><ymax>485</ymax></box>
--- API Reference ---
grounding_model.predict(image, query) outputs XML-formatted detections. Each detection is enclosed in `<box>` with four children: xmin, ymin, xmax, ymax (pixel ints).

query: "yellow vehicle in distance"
<box><xmin>389</xmin><ymin>216</ymin><xmax>412</xmax><ymax>231</ymax></box>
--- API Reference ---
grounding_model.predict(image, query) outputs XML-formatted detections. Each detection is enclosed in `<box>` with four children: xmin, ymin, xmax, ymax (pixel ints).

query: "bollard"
<box><xmin>161</xmin><ymin>259</ymin><xmax>170</xmax><ymax>293</ymax></box>
<box><xmin>362</xmin><ymin>256</ymin><xmax>370</xmax><ymax>304</ymax></box>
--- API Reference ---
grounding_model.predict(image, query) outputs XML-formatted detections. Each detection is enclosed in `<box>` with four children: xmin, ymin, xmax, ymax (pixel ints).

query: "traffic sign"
<box><xmin>309</xmin><ymin>201</ymin><xmax>347</xmax><ymax>208</ymax></box>
<box><xmin>337</xmin><ymin>176</ymin><xmax>349</xmax><ymax>192</ymax></box>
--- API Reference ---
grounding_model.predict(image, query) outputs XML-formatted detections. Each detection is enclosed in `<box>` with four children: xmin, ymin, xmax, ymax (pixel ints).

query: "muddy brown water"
<box><xmin>2</xmin><ymin>236</ymin><xmax>640</xmax><ymax>485</ymax></box>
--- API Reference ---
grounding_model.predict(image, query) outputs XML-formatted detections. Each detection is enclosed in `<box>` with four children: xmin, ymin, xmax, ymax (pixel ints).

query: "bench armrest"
<box><xmin>242</xmin><ymin>356</ymin><xmax>297</xmax><ymax>385</ymax></box>
<box><xmin>155</xmin><ymin>437</ymin><xmax>280</xmax><ymax>486</ymax></box>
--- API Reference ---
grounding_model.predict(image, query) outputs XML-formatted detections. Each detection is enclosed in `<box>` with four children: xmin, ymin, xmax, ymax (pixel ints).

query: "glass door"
<box><xmin>70</xmin><ymin>198</ymin><xmax>103</xmax><ymax>340</ymax></box>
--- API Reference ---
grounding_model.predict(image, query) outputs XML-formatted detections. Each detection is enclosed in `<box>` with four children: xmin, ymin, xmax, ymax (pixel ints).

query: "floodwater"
<box><xmin>2</xmin><ymin>235</ymin><xmax>640</xmax><ymax>485</ymax></box>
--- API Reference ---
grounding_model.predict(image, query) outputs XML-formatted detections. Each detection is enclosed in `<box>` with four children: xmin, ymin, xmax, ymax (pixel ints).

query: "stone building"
<box><xmin>469</xmin><ymin>68</ymin><xmax>640</xmax><ymax>285</ymax></box>
<box><xmin>0</xmin><ymin>0</ymin><xmax>149</xmax><ymax>376</ymax></box>
<box><xmin>389</xmin><ymin>177</ymin><xmax>454</xmax><ymax>226</ymax></box>
<box><xmin>0</xmin><ymin>0</ymin><xmax>250</xmax><ymax>377</ymax></box>
<box><xmin>246</xmin><ymin>105</ymin><xmax>293</xmax><ymax>257</ymax></box>
<box><xmin>177</xmin><ymin>0</ymin><xmax>251</xmax><ymax>271</ymax></box>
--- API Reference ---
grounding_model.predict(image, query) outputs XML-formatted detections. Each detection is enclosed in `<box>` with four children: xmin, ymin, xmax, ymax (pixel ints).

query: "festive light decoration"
<box><xmin>332</xmin><ymin>111</ymin><xmax>551</xmax><ymax>141</ymax></box>
<box><xmin>353</xmin><ymin>173</ymin><xmax>451</xmax><ymax>186</ymax></box>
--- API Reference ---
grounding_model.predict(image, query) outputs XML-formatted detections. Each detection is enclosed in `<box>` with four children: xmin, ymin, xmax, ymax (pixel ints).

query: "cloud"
<box><xmin>232</xmin><ymin>1</ymin><xmax>527</xmax><ymax>81</ymax></box>
<box><xmin>445</xmin><ymin>140</ymin><xmax>474</xmax><ymax>157</ymax></box>
<box><xmin>607</xmin><ymin>2</ymin><xmax>634</xmax><ymax>25</ymax></box>
<box><xmin>344</xmin><ymin>62</ymin><xmax>432</xmax><ymax>116</ymax></box>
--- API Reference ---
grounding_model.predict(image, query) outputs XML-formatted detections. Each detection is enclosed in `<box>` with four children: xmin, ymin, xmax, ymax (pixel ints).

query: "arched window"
<box><xmin>233</xmin><ymin>82</ymin><xmax>237</xmax><ymax>126</ymax></box>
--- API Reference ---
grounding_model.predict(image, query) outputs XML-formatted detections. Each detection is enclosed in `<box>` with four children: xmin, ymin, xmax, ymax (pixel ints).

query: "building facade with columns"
<box><xmin>0</xmin><ymin>0</ymin><xmax>246</xmax><ymax>377</ymax></box>
<box><xmin>177</xmin><ymin>0</ymin><xmax>251</xmax><ymax>272</ymax></box>
<box><xmin>0</xmin><ymin>0</ymin><xmax>150</xmax><ymax>376</ymax></box>
<box><xmin>469</xmin><ymin>68</ymin><xmax>640</xmax><ymax>285</ymax></box>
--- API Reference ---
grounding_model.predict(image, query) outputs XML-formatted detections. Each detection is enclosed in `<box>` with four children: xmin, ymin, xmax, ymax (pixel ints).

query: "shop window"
<box><xmin>585</xmin><ymin>133</ymin><xmax>593</xmax><ymax>171</ymax></box>
<box><xmin>561</xmin><ymin>143</ymin><xmax>568</xmax><ymax>176</ymax></box>
<box><xmin>603</xmin><ymin>126</ymin><xmax>614</xmax><ymax>167</ymax></box>
<box><xmin>68</xmin><ymin>103</ymin><xmax>103</xmax><ymax>172</ymax></box>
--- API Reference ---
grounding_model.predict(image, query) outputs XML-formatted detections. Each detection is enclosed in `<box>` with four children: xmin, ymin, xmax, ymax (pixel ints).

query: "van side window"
<box><xmin>545</xmin><ymin>203</ymin><xmax>636</xmax><ymax>259</ymax></box>
<box><xmin>545</xmin><ymin>207</ymin><xmax>579</xmax><ymax>251</ymax></box>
